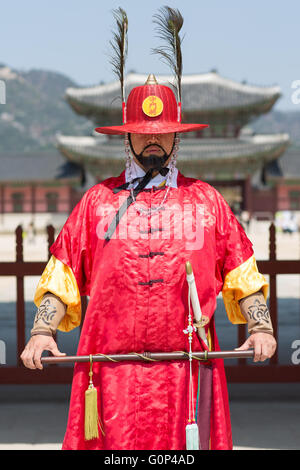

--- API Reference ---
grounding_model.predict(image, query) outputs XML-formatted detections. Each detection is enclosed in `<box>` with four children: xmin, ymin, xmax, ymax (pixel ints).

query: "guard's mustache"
<box><xmin>142</xmin><ymin>143</ymin><xmax>165</xmax><ymax>153</ymax></box>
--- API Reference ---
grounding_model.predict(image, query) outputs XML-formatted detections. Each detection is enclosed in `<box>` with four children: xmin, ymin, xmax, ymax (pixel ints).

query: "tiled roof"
<box><xmin>277</xmin><ymin>145</ymin><xmax>300</xmax><ymax>178</ymax></box>
<box><xmin>65</xmin><ymin>73</ymin><xmax>281</xmax><ymax>113</ymax></box>
<box><xmin>56</xmin><ymin>133</ymin><xmax>289</xmax><ymax>161</ymax></box>
<box><xmin>56</xmin><ymin>133</ymin><xmax>290</xmax><ymax>180</ymax></box>
<box><xmin>0</xmin><ymin>151</ymin><xmax>82</xmax><ymax>183</ymax></box>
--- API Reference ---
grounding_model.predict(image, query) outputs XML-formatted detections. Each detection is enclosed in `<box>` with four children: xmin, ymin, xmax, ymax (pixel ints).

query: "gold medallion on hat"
<box><xmin>142</xmin><ymin>95</ymin><xmax>164</xmax><ymax>117</ymax></box>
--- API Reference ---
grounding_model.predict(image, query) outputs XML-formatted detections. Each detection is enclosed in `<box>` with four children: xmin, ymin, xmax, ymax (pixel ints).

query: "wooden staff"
<box><xmin>185</xmin><ymin>261</ymin><xmax>208</xmax><ymax>347</ymax></box>
<box><xmin>41</xmin><ymin>349</ymin><xmax>254</xmax><ymax>364</ymax></box>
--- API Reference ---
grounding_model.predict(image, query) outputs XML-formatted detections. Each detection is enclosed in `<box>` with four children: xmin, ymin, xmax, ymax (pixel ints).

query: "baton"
<box><xmin>185</xmin><ymin>261</ymin><xmax>209</xmax><ymax>347</ymax></box>
<box><xmin>41</xmin><ymin>349</ymin><xmax>254</xmax><ymax>364</ymax></box>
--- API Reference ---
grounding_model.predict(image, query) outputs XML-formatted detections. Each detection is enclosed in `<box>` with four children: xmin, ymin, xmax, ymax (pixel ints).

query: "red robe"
<box><xmin>51</xmin><ymin>171</ymin><xmax>253</xmax><ymax>450</ymax></box>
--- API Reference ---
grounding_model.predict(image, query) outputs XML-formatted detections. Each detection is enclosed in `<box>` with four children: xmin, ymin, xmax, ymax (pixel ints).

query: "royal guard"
<box><xmin>21</xmin><ymin>7</ymin><xmax>276</xmax><ymax>450</ymax></box>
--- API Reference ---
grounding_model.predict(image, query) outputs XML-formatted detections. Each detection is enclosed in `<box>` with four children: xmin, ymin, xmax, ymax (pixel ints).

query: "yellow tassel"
<box><xmin>85</xmin><ymin>386</ymin><xmax>99</xmax><ymax>440</ymax></box>
<box><xmin>84</xmin><ymin>355</ymin><xmax>105</xmax><ymax>441</ymax></box>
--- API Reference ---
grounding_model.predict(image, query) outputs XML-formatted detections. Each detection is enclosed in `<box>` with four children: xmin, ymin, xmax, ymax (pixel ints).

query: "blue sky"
<box><xmin>1</xmin><ymin>0</ymin><xmax>299</xmax><ymax>110</ymax></box>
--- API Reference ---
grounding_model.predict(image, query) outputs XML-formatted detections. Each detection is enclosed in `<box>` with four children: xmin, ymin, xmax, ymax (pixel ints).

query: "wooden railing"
<box><xmin>227</xmin><ymin>223</ymin><xmax>300</xmax><ymax>382</ymax></box>
<box><xmin>0</xmin><ymin>224</ymin><xmax>299</xmax><ymax>383</ymax></box>
<box><xmin>0</xmin><ymin>225</ymin><xmax>86</xmax><ymax>384</ymax></box>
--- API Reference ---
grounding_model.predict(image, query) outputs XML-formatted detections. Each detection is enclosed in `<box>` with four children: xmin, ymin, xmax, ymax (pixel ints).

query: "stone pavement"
<box><xmin>0</xmin><ymin>384</ymin><xmax>299</xmax><ymax>450</ymax></box>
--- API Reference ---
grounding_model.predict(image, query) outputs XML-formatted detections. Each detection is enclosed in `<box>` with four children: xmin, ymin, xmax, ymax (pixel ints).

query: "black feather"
<box><xmin>152</xmin><ymin>6</ymin><xmax>184</xmax><ymax>102</ymax></box>
<box><xmin>109</xmin><ymin>7</ymin><xmax>128</xmax><ymax>103</ymax></box>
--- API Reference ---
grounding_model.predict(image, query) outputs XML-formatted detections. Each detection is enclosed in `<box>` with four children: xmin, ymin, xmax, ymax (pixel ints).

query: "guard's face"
<box><xmin>130</xmin><ymin>133</ymin><xmax>175</xmax><ymax>159</ymax></box>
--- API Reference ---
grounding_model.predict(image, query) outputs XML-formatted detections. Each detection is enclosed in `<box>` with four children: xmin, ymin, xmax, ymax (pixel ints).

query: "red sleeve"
<box><xmin>50</xmin><ymin>192</ymin><xmax>92</xmax><ymax>296</ymax></box>
<box><xmin>214</xmin><ymin>191</ymin><xmax>253</xmax><ymax>281</ymax></box>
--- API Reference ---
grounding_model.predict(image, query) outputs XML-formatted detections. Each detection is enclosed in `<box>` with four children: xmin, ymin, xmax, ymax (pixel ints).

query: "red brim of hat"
<box><xmin>94</xmin><ymin>122</ymin><xmax>209</xmax><ymax>135</ymax></box>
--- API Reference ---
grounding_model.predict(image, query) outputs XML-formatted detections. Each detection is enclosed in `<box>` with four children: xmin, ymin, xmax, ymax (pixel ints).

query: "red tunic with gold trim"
<box><xmin>47</xmin><ymin>170</ymin><xmax>264</xmax><ymax>450</ymax></box>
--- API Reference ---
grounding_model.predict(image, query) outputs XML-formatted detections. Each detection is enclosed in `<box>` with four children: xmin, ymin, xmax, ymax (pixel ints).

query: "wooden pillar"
<box><xmin>31</xmin><ymin>183</ymin><xmax>36</xmax><ymax>216</ymax></box>
<box><xmin>16</xmin><ymin>225</ymin><xmax>25</xmax><ymax>366</ymax></box>
<box><xmin>69</xmin><ymin>187</ymin><xmax>76</xmax><ymax>214</ymax></box>
<box><xmin>0</xmin><ymin>184</ymin><xmax>4</xmax><ymax>215</ymax></box>
<box><xmin>47</xmin><ymin>225</ymin><xmax>55</xmax><ymax>259</ymax></box>
<box><xmin>269</xmin><ymin>222</ymin><xmax>278</xmax><ymax>365</ymax></box>
<box><xmin>274</xmin><ymin>183</ymin><xmax>279</xmax><ymax>213</ymax></box>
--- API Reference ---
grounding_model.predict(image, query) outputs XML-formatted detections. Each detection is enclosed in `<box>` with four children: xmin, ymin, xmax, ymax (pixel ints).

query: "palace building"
<box><xmin>56</xmin><ymin>72</ymin><xmax>290</xmax><ymax>215</ymax></box>
<box><xmin>0</xmin><ymin>72</ymin><xmax>294</xmax><ymax>223</ymax></box>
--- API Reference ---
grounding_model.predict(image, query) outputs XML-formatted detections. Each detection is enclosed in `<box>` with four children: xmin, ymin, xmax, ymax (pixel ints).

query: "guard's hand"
<box><xmin>20</xmin><ymin>335</ymin><xmax>66</xmax><ymax>370</ymax></box>
<box><xmin>236</xmin><ymin>332</ymin><xmax>277</xmax><ymax>362</ymax></box>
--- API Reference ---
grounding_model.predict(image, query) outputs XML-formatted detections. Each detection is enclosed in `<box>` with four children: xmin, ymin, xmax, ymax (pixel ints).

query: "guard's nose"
<box><xmin>146</xmin><ymin>134</ymin><xmax>160</xmax><ymax>144</ymax></box>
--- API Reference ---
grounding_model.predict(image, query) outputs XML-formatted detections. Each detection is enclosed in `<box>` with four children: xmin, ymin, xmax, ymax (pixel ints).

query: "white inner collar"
<box><xmin>125</xmin><ymin>158</ymin><xmax>178</xmax><ymax>189</ymax></box>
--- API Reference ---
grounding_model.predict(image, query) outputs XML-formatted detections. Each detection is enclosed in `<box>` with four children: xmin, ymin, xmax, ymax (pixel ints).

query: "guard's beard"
<box><xmin>135</xmin><ymin>150</ymin><xmax>169</xmax><ymax>172</ymax></box>
<box><xmin>128</xmin><ymin>136</ymin><xmax>175</xmax><ymax>172</ymax></box>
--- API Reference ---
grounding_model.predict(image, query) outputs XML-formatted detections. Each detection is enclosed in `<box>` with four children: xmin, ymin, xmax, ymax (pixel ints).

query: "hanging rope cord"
<box><xmin>91</xmin><ymin>350</ymin><xmax>208</xmax><ymax>362</ymax></box>
<box><xmin>187</xmin><ymin>282</ymin><xmax>196</xmax><ymax>423</ymax></box>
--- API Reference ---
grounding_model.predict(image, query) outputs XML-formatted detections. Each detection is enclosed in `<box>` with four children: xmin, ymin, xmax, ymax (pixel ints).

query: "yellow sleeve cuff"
<box><xmin>34</xmin><ymin>255</ymin><xmax>81</xmax><ymax>332</ymax></box>
<box><xmin>222</xmin><ymin>255</ymin><xmax>269</xmax><ymax>324</ymax></box>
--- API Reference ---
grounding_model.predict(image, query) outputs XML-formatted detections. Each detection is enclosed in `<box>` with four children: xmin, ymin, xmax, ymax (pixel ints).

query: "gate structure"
<box><xmin>0</xmin><ymin>224</ymin><xmax>299</xmax><ymax>383</ymax></box>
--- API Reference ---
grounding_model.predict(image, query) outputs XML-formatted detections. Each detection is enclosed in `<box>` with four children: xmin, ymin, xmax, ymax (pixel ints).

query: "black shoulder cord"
<box><xmin>104</xmin><ymin>134</ymin><xmax>176</xmax><ymax>242</ymax></box>
<box><xmin>104</xmin><ymin>169</ymin><xmax>169</xmax><ymax>241</ymax></box>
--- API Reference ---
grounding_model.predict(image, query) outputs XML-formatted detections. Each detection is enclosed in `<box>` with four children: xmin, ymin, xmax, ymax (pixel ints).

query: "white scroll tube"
<box><xmin>185</xmin><ymin>261</ymin><xmax>208</xmax><ymax>347</ymax></box>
